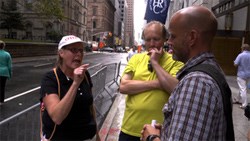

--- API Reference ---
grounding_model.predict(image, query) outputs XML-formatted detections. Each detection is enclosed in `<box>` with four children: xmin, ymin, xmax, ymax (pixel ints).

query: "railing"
<box><xmin>0</xmin><ymin>62</ymin><xmax>121</xmax><ymax>141</ymax></box>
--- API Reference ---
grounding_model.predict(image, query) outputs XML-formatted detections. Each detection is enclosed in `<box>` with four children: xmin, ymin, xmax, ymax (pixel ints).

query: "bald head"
<box><xmin>171</xmin><ymin>6</ymin><xmax>217</xmax><ymax>45</ymax></box>
<box><xmin>142</xmin><ymin>21</ymin><xmax>167</xmax><ymax>40</ymax></box>
<box><xmin>167</xmin><ymin>6</ymin><xmax>218</xmax><ymax>62</ymax></box>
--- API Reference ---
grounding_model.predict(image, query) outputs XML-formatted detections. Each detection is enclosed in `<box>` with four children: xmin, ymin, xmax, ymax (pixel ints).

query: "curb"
<box><xmin>99</xmin><ymin>93</ymin><xmax>122</xmax><ymax>141</ymax></box>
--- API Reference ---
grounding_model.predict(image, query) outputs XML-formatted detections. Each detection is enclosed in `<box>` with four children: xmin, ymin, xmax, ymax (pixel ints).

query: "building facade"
<box><xmin>124</xmin><ymin>0</ymin><xmax>134</xmax><ymax>47</ymax></box>
<box><xmin>166</xmin><ymin>0</ymin><xmax>250</xmax><ymax>75</ymax></box>
<box><xmin>111</xmin><ymin>0</ymin><xmax>123</xmax><ymax>47</ymax></box>
<box><xmin>0</xmin><ymin>0</ymin><xmax>88</xmax><ymax>42</ymax></box>
<box><xmin>119</xmin><ymin>0</ymin><xmax>127</xmax><ymax>47</ymax></box>
<box><xmin>86</xmin><ymin>0</ymin><xmax>115</xmax><ymax>47</ymax></box>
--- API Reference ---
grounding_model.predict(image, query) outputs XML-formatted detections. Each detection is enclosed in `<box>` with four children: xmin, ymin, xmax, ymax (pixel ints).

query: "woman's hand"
<box><xmin>73</xmin><ymin>64</ymin><xmax>89</xmax><ymax>84</ymax></box>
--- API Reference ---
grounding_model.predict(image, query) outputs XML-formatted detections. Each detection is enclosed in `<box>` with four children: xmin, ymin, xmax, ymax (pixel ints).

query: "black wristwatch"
<box><xmin>146</xmin><ymin>134</ymin><xmax>160</xmax><ymax>141</ymax></box>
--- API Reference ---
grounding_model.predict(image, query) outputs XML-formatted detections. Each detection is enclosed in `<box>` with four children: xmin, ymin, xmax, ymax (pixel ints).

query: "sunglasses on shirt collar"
<box><xmin>148</xmin><ymin>60</ymin><xmax>153</xmax><ymax>72</ymax></box>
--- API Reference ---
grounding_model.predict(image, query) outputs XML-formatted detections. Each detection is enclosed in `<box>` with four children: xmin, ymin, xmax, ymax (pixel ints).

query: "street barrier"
<box><xmin>115</xmin><ymin>61</ymin><xmax>122</xmax><ymax>86</ymax></box>
<box><xmin>91</xmin><ymin>66</ymin><xmax>107</xmax><ymax>101</ymax></box>
<box><xmin>88</xmin><ymin>63</ymin><xmax>103</xmax><ymax>75</ymax></box>
<box><xmin>0</xmin><ymin>61</ymin><xmax>121</xmax><ymax>141</ymax></box>
<box><xmin>104</xmin><ymin>63</ymin><xmax>118</xmax><ymax>87</ymax></box>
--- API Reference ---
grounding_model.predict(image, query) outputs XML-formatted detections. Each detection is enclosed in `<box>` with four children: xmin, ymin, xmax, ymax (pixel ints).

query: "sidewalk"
<box><xmin>101</xmin><ymin>66</ymin><xmax>250</xmax><ymax>140</ymax></box>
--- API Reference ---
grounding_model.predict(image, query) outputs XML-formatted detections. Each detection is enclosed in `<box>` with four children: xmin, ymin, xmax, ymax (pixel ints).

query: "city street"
<box><xmin>0</xmin><ymin>52</ymin><xmax>250</xmax><ymax>141</ymax></box>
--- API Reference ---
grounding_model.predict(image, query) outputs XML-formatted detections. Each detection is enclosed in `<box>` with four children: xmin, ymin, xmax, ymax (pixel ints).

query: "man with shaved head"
<box><xmin>141</xmin><ymin>6</ymin><xmax>234</xmax><ymax>141</ymax></box>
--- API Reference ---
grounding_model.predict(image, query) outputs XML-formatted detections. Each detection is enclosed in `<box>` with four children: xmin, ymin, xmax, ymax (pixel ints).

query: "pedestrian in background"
<box><xmin>126</xmin><ymin>46</ymin><xmax>137</xmax><ymax>61</ymax></box>
<box><xmin>40</xmin><ymin>35</ymin><xmax>100</xmax><ymax>141</ymax></box>
<box><xmin>141</xmin><ymin>6</ymin><xmax>234</xmax><ymax>141</ymax></box>
<box><xmin>119</xmin><ymin>21</ymin><xmax>183</xmax><ymax>141</ymax></box>
<box><xmin>0</xmin><ymin>40</ymin><xmax>12</xmax><ymax>105</ymax></box>
<box><xmin>233</xmin><ymin>43</ymin><xmax>250</xmax><ymax>109</ymax></box>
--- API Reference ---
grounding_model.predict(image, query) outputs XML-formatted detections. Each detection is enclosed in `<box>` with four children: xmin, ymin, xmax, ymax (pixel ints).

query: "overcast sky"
<box><xmin>134</xmin><ymin>0</ymin><xmax>146</xmax><ymax>44</ymax></box>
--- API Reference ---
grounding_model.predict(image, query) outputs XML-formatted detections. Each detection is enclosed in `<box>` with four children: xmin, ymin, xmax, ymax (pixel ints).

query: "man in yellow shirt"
<box><xmin>119</xmin><ymin>21</ymin><xmax>183</xmax><ymax>141</ymax></box>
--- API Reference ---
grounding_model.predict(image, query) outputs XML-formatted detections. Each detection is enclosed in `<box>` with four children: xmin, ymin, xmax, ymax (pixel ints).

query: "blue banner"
<box><xmin>144</xmin><ymin>0</ymin><xmax>170</xmax><ymax>24</ymax></box>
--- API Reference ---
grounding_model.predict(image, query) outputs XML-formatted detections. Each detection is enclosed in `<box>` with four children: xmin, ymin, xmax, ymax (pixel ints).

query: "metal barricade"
<box><xmin>115</xmin><ymin>61</ymin><xmax>122</xmax><ymax>86</ymax></box>
<box><xmin>91</xmin><ymin>66</ymin><xmax>107</xmax><ymax>101</ymax></box>
<box><xmin>0</xmin><ymin>103</ymin><xmax>40</xmax><ymax>141</ymax></box>
<box><xmin>103</xmin><ymin>63</ymin><xmax>117</xmax><ymax>87</ymax></box>
<box><xmin>102</xmin><ymin>63</ymin><xmax>118</xmax><ymax>98</ymax></box>
<box><xmin>87</xmin><ymin>63</ymin><xmax>102</xmax><ymax>75</ymax></box>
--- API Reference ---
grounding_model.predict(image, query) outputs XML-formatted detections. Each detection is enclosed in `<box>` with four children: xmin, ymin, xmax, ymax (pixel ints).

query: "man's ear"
<box><xmin>189</xmin><ymin>30</ymin><xmax>198</xmax><ymax>47</ymax></box>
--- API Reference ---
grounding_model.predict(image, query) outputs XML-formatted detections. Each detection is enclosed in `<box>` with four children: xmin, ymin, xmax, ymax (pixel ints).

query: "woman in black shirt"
<box><xmin>40</xmin><ymin>35</ymin><xmax>100</xmax><ymax>141</ymax></box>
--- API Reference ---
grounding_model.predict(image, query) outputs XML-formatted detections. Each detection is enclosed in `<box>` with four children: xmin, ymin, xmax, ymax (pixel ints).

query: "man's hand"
<box><xmin>147</xmin><ymin>47</ymin><xmax>164</xmax><ymax>64</ymax></box>
<box><xmin>141</xmin><ymin>124</ymin><xmax>162</xmax><ymax>141</ymax></box>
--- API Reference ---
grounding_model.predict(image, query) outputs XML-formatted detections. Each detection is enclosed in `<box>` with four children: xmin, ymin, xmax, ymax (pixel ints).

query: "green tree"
<box><xmin>0</xmin><ymin>0</ymin><xmax>25</xmax><ymax>38</ymax></box>
<box><xmin>34</xmin><ymin>0</ymin><xmax>64</xmax><ymax>21</ymax></box>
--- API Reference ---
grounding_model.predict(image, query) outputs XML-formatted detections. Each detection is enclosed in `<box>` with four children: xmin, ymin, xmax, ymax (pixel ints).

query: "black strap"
<box><xmin>178</xmin><ymin>64</ymin><xmax>235</xmax><ymax>141</ymax></box>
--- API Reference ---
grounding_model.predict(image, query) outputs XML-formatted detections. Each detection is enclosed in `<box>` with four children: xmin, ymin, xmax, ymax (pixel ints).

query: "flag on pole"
<box><xmin>144</xmin><ymin>0</ymin><xmax>170</xmax><ymax>24</ymax></box>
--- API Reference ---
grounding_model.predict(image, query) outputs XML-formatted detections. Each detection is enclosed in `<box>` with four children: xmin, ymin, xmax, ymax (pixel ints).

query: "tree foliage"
<box><xmin>33</xmin><ymin>0</ymin><xmax>64</xmax><ymax>20</ymax></box>
<box><xmin>0</xmin><ymin>0</ymin><xmax>25</xmax><ymax>37</ymax></box>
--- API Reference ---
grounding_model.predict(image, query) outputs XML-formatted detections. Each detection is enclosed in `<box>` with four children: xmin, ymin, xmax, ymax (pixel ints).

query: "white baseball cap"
<box><xmin>58</xmin><ymin>35</ymin><xmax>83</xmax><ymax>50</ymax></box>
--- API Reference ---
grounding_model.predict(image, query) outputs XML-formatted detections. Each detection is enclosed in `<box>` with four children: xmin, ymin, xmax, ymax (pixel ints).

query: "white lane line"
<box><xmin>4</xmin><ymin>86</ymin><xmax>41</xmax><ymax>102</ymax></box>
<box><xmin>34</xmin><ymin>63</ymin><xmax>53</xmax><ymax>67</ymax></box>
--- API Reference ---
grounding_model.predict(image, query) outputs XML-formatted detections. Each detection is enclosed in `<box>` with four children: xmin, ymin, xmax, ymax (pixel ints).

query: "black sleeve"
<box><xmin>40</xmin><ymin>70</ymin><xmax>58</xmax><ymax>102</ymax></box>
<box><xmin>85</xmin><ymin>70</ymin><xmax>93</xmax><ymax>88</ymax></box>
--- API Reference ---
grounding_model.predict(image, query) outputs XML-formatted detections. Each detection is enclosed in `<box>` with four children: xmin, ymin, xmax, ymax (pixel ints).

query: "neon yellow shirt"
<box><xmin>121</xmin><ymin>52</ymin><xmax>183</xmax><ymax>137</ymax></box>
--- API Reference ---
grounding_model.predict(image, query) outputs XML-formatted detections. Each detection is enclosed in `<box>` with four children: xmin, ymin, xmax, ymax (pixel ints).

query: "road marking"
<box><xmin>34</xmin><ymin>63</ymin><xmax>53</xmax><ymax>67</ymax></box>
<box><xmin>5</xmin><ymin>86</ymin><xmax>41</xmax><ymax>102</ymax></box>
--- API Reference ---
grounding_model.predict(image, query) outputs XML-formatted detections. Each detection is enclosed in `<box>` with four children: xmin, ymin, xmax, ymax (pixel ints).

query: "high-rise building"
<box><xmin>111</xmin><ymin>0</ymin><xmax>123</xmax><ymax>47</ymax></box>
<box><xmin>86</xmin><ymin>0</ymin><xmax>115</xmax><ymax>47</ymax></box>
<box><xmin>124</xmin><ymin>0</ymin><xmax>134</xmax><ymax>47</ymax></box>
<box><xmin>119</xmin><ymin>0</ymin><xmax>127</xmax><ymax>47</ymax></box>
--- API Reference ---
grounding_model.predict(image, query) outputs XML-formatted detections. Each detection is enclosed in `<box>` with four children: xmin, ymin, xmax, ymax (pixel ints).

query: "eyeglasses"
<box><xmin>64</xmin><ymin>48</ymin><xmax>84</xmax><ymax>54</ymax></box>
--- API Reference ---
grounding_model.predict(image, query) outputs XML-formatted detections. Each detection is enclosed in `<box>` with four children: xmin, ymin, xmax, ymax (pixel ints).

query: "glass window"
<box><xmin>93</xmin><ymin>21</ymin><xmax>96</xmax><ymax>29</ymax></box>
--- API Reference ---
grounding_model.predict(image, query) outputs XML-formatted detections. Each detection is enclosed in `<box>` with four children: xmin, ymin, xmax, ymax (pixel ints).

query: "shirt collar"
<box><xmin>176</xmin><ymin>52</ymin><xmax>215</xmax><ymax>78</ymax></box>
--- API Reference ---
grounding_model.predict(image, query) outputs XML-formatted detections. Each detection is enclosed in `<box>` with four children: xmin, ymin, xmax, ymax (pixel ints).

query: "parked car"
<box><xmin>99</xmin><ymin>46</ymin><xmax>114</xmax><ymax>52</ymax></box>
<box><xmin>85</xmin><ymin>44</ymin><xmax>92</xmax><ymax>52</ymax></box>
<box><xmin>116</xmin><ymin>46</ymin><xmax>126</xmax><ymax>52</ymax></box>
